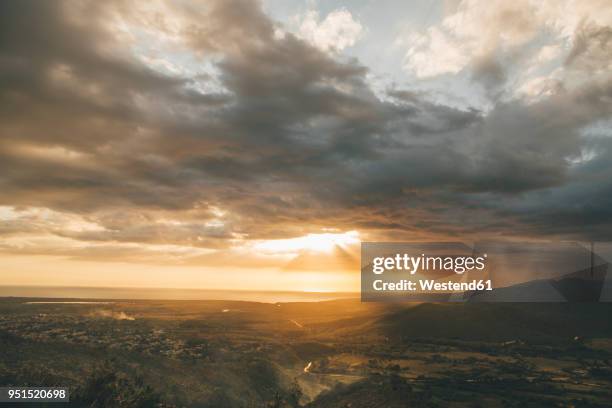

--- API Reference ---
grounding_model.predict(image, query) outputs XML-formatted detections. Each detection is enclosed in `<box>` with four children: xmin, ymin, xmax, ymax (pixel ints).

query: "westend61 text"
<box><xmin>372</xmin><ymin>279</ymin><xmax>493</xmax><ymax>292</ymax></box>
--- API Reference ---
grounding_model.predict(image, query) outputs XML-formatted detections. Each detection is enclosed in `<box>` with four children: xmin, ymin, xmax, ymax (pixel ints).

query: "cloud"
<box><xmin>400</xmin><ymin>0</ymin><xmax>612</xmax><ymax>100</ymax></box>
<box><xmin>403</xmin><ymin>26</ymin><xmax>470</xmax><ymax>77</ymax></box>
<box><xmin>0</xmin><ymin>0</ymin><xmax>611</xmax><ymax>271</ymax></box>
<box><xmin>565</xmin><ymin>22</ymin><xmax>612</xmax><ymax>73</ymax></box>
<box><xmin>294</xmin><ymin>8</ymin><xmax>363</xmax><ymax>53</ymax></box>
<box><xmin>402</xmin><ymin>0</ymin><xmax>540</xmax><ymax>78</ymax></box>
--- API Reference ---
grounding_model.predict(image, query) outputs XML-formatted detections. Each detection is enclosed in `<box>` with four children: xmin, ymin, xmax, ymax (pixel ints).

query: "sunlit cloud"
<box><xmin>293</xmin><ymin>8</ymin><xmax>363</xmax><ymax>53</ymax></box>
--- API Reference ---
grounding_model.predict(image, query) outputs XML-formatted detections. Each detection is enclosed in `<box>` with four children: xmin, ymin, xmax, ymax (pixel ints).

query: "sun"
<box><xmin>255</xmin><ymin>230</ymin><xmax>360</xmax><ymax>254</ymax></box>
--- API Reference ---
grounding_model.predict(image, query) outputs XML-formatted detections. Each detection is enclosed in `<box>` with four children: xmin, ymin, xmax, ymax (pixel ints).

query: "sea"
<box><xmin>0</xmin><ymin>286</ymin><xmax>358</xmax><ymax>303</ymax></box>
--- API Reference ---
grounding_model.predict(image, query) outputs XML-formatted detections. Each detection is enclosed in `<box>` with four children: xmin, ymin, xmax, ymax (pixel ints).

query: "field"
<box><xmin>1</xmin><ymin>298</ymin><xmax>612</xmax><ymax>407</ymax></box>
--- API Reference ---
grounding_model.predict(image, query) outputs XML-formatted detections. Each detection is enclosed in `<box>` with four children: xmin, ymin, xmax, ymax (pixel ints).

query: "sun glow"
<box><xmin>254</xmin><ymin>230</ymin><xmax>360</xmax><ymax>254</ymax></box>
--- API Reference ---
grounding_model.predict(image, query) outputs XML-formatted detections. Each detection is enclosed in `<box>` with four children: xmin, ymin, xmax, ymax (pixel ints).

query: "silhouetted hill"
<box><xmin>331</xmin><ymin>302</ymin><xmax>612</xmax><ymax>344</ymax></box>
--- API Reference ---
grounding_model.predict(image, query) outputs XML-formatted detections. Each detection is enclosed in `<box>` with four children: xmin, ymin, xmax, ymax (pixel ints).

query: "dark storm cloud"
<box><xmin>491</xmin><ymin>135</ymin><xmax>612</xmax><ymax>240</ymax></box>
<box><xmin>1</xmin><ymin>0</ymin><xmax>611</xmax><ymax>256</ymax></box>
<box><xmin>470</xmin><ymin>54</ymin><xmax>507</xmax><ymax>98</ymax></box>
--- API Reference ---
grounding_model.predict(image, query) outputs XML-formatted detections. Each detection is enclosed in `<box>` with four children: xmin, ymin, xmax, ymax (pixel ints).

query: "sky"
<box><xmin>0</xmin><ymin>0</ymin><xmax>611</xmax><ymax>291</ymax></box>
